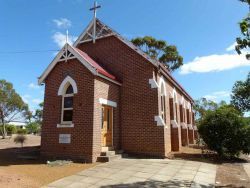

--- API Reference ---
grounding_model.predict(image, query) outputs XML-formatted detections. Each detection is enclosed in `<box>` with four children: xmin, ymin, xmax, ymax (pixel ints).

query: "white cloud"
<box><xmin>226</xmin><ymin>42</ymin><xmax>237</xmax><ymax>52</ymax></box>
<box><xmin>203</xmin><ymin>91</ymin><xmax>231</xmax><ymax>102</ymax></box>
<box><xmin>179</xmin><ymin>53</ymin><xmax>250</xmax><ymax>74</ymax></box>
<box><xmin>32</xmin><ymin>99</ymin><xmax>43</xmax><ymax>105</ymax></box>
<box><xmin>52</xmin><ymin>32</ymin><xmax>77</xmax><ymax>48</ymax></box>
<box><xmin>28</xmin><ymin>83</ymin><xmax>40</xmax><ymax>89</ymax></box>
<box><xmin>53</xmin><ymin>18</ymin><xmax>71</xmax><ymax>29</ymax></box>
<box><xmin>21</xmin><ymin>95</ymin><xmax>31</xmax><ymax>104</ymax></box>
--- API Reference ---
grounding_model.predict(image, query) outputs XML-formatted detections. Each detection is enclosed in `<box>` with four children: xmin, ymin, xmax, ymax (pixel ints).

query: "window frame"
<box><xmin>160</xmin><ymin>83</ymin><xmax>166</xmax><ymax>123</ymax></box>
<box><xmin>61</xmin><ymin>84</ymin><xmax>74</xmax><ymax>125</ymax></box>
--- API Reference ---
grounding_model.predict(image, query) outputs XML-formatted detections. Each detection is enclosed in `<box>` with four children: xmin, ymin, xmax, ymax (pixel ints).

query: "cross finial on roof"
<box><xmin>90</xmin><ymin>1</ymin><xmax>101</xmax><ymax>43</ymax></box>
<box><xmin>66</xmin><ymin>30</ymin><xmax>69</xmax><ymax>44</ymax></box>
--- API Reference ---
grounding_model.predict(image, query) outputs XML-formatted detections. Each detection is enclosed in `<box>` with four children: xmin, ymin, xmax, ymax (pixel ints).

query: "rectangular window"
<box><xmin>175</xmin><ymin>103</ymin><xmax>178</xmax><ymax>122</ymax></box>
<box><xmin>161</xmin><ymin>95</ymin><xmax>166</xmax><ymax>123</ymax></box>
<box><xmin>61</xmin><ymin>95</ymin><xmax>73</xmax><ymax>124</ymax></box>
<box><xmin>180</xmin><ymin>105</ymin><xmax>183</xmax><ymax>122</ymax></box>
<box><xmin>64</xmin><ymin>97</ymin><xmax>73</xmax><ymax>108</ymax></box>
<box><xmin>63</xmin><ymin>110</ymin><xmax>73</xmax><ymax>122</ymax></box>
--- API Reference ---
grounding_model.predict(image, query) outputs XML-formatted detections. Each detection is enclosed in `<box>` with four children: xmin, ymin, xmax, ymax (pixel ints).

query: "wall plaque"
<box><xmin>59</xmin><ymin>134</ymin><xmax>71</xmax><ymax>144</ymax></box>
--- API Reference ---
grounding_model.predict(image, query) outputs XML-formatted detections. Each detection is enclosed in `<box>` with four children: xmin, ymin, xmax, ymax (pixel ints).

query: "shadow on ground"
<box><xmin>0</xmin><ymin>146</ymin><xmax>45</xmax><ymax>166</ymax></box>
<box><xmin>99</xmin><ymin>180</ymin><xmax>214</xmax><ymax>188</ymax></box>
<box><xmin>173</xmin><ymin>152</ymin><xmax>249</xmax><ymax>165</ymax></box>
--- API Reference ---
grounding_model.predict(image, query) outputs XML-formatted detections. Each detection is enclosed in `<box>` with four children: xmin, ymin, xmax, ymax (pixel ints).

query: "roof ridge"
<box><xmin>74</xmin><ymin>18</ymin><xmax>193</xmax><ymax>102</ymax></box>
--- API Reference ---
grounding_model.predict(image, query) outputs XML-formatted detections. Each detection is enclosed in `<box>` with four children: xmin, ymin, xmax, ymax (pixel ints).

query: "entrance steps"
<box><xmin>97</xmin><ymin>147</ymin><xmax>126</xmax><ymax>162</ymax></box>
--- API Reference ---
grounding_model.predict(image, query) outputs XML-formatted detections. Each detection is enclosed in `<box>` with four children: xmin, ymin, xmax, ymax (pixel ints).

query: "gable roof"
<box><xmin>74</xmin><ymin>18</ymin><xmax>194</xmax><ymax>103</ymax></box>
<box><xmin>38</xmin><ymin>43</ymin><xmax>120</xmax><ymax>86</ymax></box>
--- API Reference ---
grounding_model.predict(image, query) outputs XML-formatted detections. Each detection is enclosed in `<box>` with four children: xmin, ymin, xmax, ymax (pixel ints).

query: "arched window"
<box><xmin>61</xmin><ymin>84</ymin><xmax>74</xmax><ymax>124</ymax></box>
<box><xmin>160</xmin><ymin>83</ymin><xmax>166</xmax><ymax>123</ymax></box>
<box><xmin>173</xmin><ymin>94</ymin><xmax>178</xmax><ymax>122</ymax></box>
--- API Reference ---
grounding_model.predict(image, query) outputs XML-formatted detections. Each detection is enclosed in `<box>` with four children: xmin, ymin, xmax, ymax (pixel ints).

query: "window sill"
<box><xmin>187</xmin><ymin>124</ymin><xmax>193</xmax><ymax>130</ymax></box>
<box><xmin>180</xmin><ymin>122</ymin><xmax>187</xmax><ymax>129</ymax></box>
<box><xmin>171</xmin><ymin>120</ymin><xmax>178</xmax><ymax>128</ymax></box>
<box><xmin>154</xmin><ymin>115</ymin><xmax>166</xmax><ymax>127</ymax></box>
<box><xmin>57</xmin><ymin>123</ymin><xmax>74</xmax><ymax>128</ymax></box>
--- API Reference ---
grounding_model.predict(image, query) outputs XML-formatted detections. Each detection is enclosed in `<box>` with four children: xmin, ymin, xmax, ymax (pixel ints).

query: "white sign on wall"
<box><xmin>59</xmin><ymin>134</ymin><xmax>71</xmax><ymax>144</ymax></box>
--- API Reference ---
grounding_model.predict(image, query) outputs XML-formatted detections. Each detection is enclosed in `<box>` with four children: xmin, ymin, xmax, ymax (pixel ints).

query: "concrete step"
<box><xmin>101</xmin><ymin>146</ymin><xmax>114</xmax><ymax>152</ymax></box>
<box><xmin>97</xmin><ymin>154</ymin><xmax>122</xmax><ymax>162</ymax></box>
<box><xmin>100</xmin><ymin>151</ymin><xmax>116</xmax><ymax>156</ymax></box>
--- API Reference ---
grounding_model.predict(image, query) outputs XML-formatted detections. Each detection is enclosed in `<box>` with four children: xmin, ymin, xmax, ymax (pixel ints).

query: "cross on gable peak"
<box><xmin>89</xmin><ymin>1</ymin><xmax>101</xmax><ymax>12</ymax></box>
<box><xmin>89</xmin><ymin>1</ymin><xmax>101</xmax><ymax>44</ymax></box>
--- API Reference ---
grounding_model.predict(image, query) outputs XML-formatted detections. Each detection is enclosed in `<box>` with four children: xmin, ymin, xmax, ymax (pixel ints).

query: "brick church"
<box><xmin>38</xmin><ymin>15</ymin><xmax>198</xmax><ymax>162</ymax></box>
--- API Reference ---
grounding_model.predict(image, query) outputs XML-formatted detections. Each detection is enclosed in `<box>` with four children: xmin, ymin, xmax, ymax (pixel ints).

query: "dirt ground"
<box><xmin>172</xmin><ymin>146</ymin><xmax>250</xmax><ymax>188</ymax></box>
<box><xmin>0</xmin><ymin>135</ymin><xmax>97</xmax><ymax>188</ymax></box>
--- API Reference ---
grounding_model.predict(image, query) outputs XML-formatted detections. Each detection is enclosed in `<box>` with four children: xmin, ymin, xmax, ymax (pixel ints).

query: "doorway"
<box><xmin>101</xmin><ymin>105</ymin><xmax>113</xmax><ymax>147</ymax></box>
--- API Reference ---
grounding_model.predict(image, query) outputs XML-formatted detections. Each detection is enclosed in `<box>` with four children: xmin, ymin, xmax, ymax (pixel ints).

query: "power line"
<box><xmin>0</xmin><ymin>49</ymin><xmax>60</xmax><ymax>54</ymax></box>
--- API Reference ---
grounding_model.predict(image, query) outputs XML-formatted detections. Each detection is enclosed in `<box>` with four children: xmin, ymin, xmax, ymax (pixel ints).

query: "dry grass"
<box><xmin>0</xmin><ymin>135</ymin><xmax>97</xmax><ymax>188</ymax></box>
<box><xmin>172</xmin><ymin>146</ymin><xmax>250</xmax><ymax>188</ymax></box>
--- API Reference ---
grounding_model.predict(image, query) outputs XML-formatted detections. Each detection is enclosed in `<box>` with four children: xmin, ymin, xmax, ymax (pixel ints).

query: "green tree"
<box><xmin>193</xmin><ymin>98</ymin><xmax>219</xmax><ymax>121</ymax></box>
<box><xmin>131</xmin><ymin>36</ymin><xmax>183</xmax><ymax>72</ymax></box>
<box><xmin>0</xmin><ymin>80</ymin><xmax>27</xmax><ymax>138</ymax></box>
<box><xmin>23</xmin><ymin>105</ymin><xmax>33</xmax><ymax>123</ymax></box>
<box><xmin>236</xmin><ymin>0</ymin><xmax>250</xmax><ymax>59</ymax></box>
<box><xmin>198</xmin><ymin>105</ymin><xmax>249</xmax><ymax>157</ymax></box>
<box><xmin>26</xmin><ymin>122</ymin><xmax>40</xmax><ymax>134</ymax></box>
<box><xmin>231</xmin><ymin>72</ymin><xmax>250</xmax><ymax>112</ymax></box>
<box><xmin>34</xmin><ymin>102</ymin><xmax>43</xmax><ymax>124</ymax></box>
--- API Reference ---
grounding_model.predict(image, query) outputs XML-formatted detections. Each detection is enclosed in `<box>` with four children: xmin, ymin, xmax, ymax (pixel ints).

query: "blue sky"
<box><xmin>0</xmin><ymin>0</ymin><xmax>249</xmax><ymax>113</ymax></box>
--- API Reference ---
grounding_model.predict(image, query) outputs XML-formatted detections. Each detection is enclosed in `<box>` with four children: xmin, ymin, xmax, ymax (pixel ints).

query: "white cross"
<box><xmin>90</xmin><ymin>1</ymin><xmax>101</xmax><ymax>43</ymax></box>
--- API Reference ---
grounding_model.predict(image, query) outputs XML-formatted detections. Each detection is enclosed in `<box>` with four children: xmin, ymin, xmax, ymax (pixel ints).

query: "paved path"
<box><xmin>244</xmin><ymin>163</ymin><xmax>250</xmax><ymax>179</ymax></box>
<box><xmin>46</xmin><ymin>158</ymin><xmax>217</xmax><ymax>188</ymax></box>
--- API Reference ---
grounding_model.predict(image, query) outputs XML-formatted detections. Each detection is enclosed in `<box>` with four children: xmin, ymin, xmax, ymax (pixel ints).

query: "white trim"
<box><xmin>58</xmin><ymin>76</ymin><xmax>78</xmax><ymax>96</ymax></box>
<box><xmin>57</xmin><ymin>124</ymin><xmax>74</xmax><ymax>128</ymax></box>
<box><xmin>171</xmin><ymin>120</ymin><xmax>179</xmax><ymax>128</ymax></box>
<box><xmin>173</xmin><ymin>88</ymin><xmax>178</xmax><ymax>103</ymax></box>
<box><xmin>187</xmin><ymin>102</ymin><xmax>191</xmax><ymax>112</ymax></box>
<box><xmin>149</xmin><ymin>79</ymin><xmax>159</xmax><ymax>89</ymax></box>
<box><xmin>159</xmin><ymin>77</ymin><xmax>167</xmax><ymax>96</ymax></box>
<box><xmin>154</xmin><ymin>115</ymin><xmax>166</xmax><ymax>127</ymax></box>
<box><xmin>97</xmin><ymin>73</ymin><xmax>122</xmax><ymax>86</ymax></box>
<box><xmin>179</xmin><ymin>96</ymin><xmax>184</xmax><ymax>105</ymax></box>
<box><xmin>187</xmin><ymin>124</ymin><xmax>193</xmax><ymax>130</ymax></box>
<box><xmin>38</xmin><ymin>43</ymin><xmax>121</xmax><ymax>86</ymax></box>
<box><xmin>193</xmin><ymin>126</ymin><xmax>198</xmax><ymax>131</ymax></box>
<box><xmin>38</xmin><ymin>43</ymin><xmax>97</xmax><ymax>85</ymax></box>
<box><xmin>99</xmin><ymin>98</ymin><xmax>117</xmax><ymax>107</ymax></box>
<box><xmin>73</xmin><ymin>19</ymin><xmax>95</xmax><ymax>47</ymax></box>
<box><xmin>181</xmin><ymin>122</ymin><xmax>187</xmax><ymax>129</ymax></box>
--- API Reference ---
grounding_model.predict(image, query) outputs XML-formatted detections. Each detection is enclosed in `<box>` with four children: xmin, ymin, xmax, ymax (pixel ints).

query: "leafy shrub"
<box><xmin>14</xmin><ymin>134</ymin><xmax>27</xmax><ymax>147</ymax></box>
<box><xmin>5</xmin><ymin>125</ymin><xmax>17</xmax><ymax>135</ymax></box>
<box><xmin>242</xmin><ymin>126</ymin><xmax>250</xmax><ymax>154</ymax></box>
<box><xmin>198</xmin><ymin>105</ymin><xmax>249</xmax><ymax>157</ymax></box>
<box><xmin>16</xmin><ymin>128</ymin><xmax>28</xmax><ymax>135</ymax></box>
<box><xmin>26</xmin><ymin>122</ymin><xmax>40</xmax><ymax>134</ymax></box>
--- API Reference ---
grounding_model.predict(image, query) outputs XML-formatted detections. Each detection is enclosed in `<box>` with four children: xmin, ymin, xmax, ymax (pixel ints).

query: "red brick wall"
<box><xmin>41</xmin><ymin>59</ymin><xmax>96</xmax><ymax>162</ymax></box>
<box><xmin>188</xmin><ymin>128</ymin><xmax>194</xmax><ymax>144</ymax></box>
<box><xmin>171</xmin><ymin>126</ymin><xmax>179</xmax><ymax>151</ymax></box>
<box><xmin>92</xmin><ymin>77</ymin><xmax>120</xmax><ymax>162</ymax></box>
<box><xmin>78</xmin><ymin>37</ymin><xmax>166</xmax><ymax>157</ymax></box>
<box><xmin>181</xmin><ymin>128</ymin><xmax>188</xmax><ymax>146</ymax></box>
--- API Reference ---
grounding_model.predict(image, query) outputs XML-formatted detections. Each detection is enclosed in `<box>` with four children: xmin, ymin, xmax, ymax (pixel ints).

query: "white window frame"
<box><xmin>155</xmin><ymin>77</ymin><xmax>167</xmax><ymax>127</ymax></box>
<box><xmin>61</xmin><ymin>90</ymin><xmax>74</xmax><ymax>124</ymax></box>
<box><xmin>160</xmin><ymin>83</ymin><xmax>166</xmax><ymax>123</ymax></box>
<box><xmin>57</xmin><ymin>76</ymin><xmax>77</xmax><ymax>128</ymax></box>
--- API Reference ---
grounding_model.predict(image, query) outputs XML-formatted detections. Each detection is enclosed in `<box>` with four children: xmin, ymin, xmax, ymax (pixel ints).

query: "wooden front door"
<box><xmin>101</xmin><ymin>106</ymin><xmax>113</xmax><ymax>147</ymax></box>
